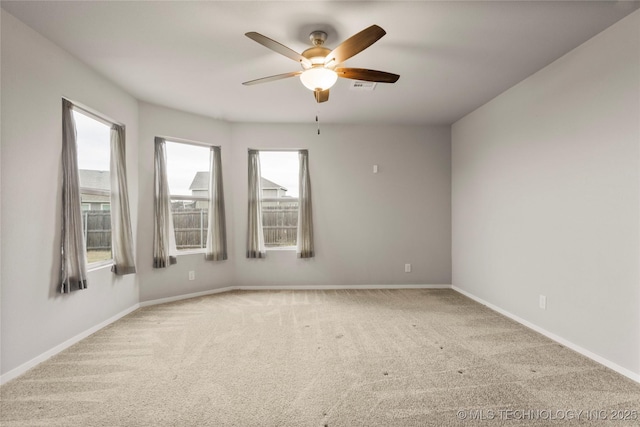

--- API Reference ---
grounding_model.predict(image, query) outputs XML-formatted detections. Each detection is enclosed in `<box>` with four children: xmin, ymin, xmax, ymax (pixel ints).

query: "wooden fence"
<box><xmin>172</xmin><ymin>209</ymin><xmax>208</xmax><ymax>249</ymax></box>
<box><xmin>262</xmin><ymin>199</ymin><xmax>298</xmax><ymax>247</ymax></box>
<box><xmin>82</xmin><ymin>201</ymin><xmax>299</xmax><ymax>251</ymax></box>
<box><xmin>83</xmin><ymin>210</ymin><xmax>111</xmax><ymax>251</ymax></box>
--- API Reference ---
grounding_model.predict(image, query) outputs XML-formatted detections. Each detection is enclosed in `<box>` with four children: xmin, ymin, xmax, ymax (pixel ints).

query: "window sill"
<box><xmin>266</xmin><ymin>246</ymin><xmax>296</xmax><ymax>251</ymax></box>
<box><xmin>175</xmin><ymin>249</ymin><xmax>206</xmax><ymax>256</ymax></box>
<box><xmin>87</xmin><ymin>260</ymin><xmax>113</xmax><ymax>272</ymax></box>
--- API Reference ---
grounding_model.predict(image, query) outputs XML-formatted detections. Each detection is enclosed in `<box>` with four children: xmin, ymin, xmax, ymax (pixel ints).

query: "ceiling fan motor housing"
<box><xmin>309</xmin><ymin>31</ymin><xmax>327</xmax><ymax>46</ymax></box>
<box><xmin>301</xmin><ymin>46</ymin><xmax>332</xmax><ymax>68</ymax></box>
<box><xmin>302</xmin><ymin>31</ymin><xmax>334</xmax><ymax>69</ymax></box>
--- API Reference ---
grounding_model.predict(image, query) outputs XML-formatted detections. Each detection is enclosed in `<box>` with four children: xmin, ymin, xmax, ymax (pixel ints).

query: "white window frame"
<box><xmin>258</xmin><ymin>150</ymin><xmax>299</xmax><ymax>251</ymax></box>
<box><xmin>72</xmin><ymin>105</ymin><xmax>116</xmax><ymax>270</ymax></box>
<box><xmin>164</xmin><ymin>139</ymin><xmax>212</xmax><ymax>255</ymax></box>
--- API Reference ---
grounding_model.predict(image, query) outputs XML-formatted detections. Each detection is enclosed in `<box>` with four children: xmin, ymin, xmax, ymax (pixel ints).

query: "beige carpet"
<box><xmin>1</xmin><ymin>289</ymin><xmax>639</xmax><ymax>426</ymax></box>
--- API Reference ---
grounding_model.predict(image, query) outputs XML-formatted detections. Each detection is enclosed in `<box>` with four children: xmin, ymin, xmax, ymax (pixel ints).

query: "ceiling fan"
<box><xmin>242</xmin><ymin>25</ymin><xmax>400</xmax><ymax>103</ymax></box>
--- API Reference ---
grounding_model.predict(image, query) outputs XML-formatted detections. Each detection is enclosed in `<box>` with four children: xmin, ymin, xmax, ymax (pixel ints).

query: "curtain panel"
<box><xmin>109</xmin><ymin>125</ymin><xmax>136</xmax><ymax>275</ymax></box>
<box><xmin>153</xmin><ymin>137</ymin><xmax>177</xmax><ymax>268</ymax></box>
<box><xmin>297</xmin><ymin>150</ymin><xmax>315</xmax><ymax>258</ymax></box>
<box><xmin>246</xmin><ymin>150</ymin><xmax>266</xmax><ymax>258</ymax></box>
<box><xmin>205</xmin><ymin>146</ymin><xmax>228</xmax><ymax>261</ymax></box>
<box><xmin>60</xmin><ymin>99</ymin><xmax>88</xmax><ymax>293</ymax></box>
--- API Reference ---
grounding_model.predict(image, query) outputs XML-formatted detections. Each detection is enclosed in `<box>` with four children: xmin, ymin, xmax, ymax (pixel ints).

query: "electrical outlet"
<box><xmin>404</xmin><ymin>263</ymin><xmax>411</xmax><ymax>273</ymax></box>
<box><xmin>189</xmin><ymin>271</ymin><xmax>195</xmax><ymax>281</ymax></box>
<box><xmin>539</xmin><ymin>295</ymin><xmax>546</xmax><ymax>310</ymax></box>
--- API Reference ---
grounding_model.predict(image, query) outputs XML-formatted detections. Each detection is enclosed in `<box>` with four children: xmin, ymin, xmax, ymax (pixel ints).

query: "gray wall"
<box><xmin>1</xmin><ymin>10</ymin><xmax>140</xmax><ymax>376</ymax></box>
<box><xmin>452</xmin><ymin>10</ymin><xmax>640</xmax><ymax>376</ymax></box>
<box><xmin>230</xmin><ymin>123</ymin><xmax>452</xmax><ymax>288</ymax></box>
<box><xmin>137</xmin><ymin>103</ymin><xmax>235</xmax><ymax>303</ymax></box>
<box><xmin>136</xmin><ymin>114</ymin><xmax>452</xmax><ymax>303</ymax></box>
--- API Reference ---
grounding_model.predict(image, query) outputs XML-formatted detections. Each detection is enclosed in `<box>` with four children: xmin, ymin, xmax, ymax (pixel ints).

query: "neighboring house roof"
<box><xmin>79</xmin><ymin>169</ymin><xmax>110</xmax><ymax>196</ymax></box>
<box><xmin>260</xmin><ymin>177</ymin><xmax>287</xmax><ymax>192</ymax></box>
<box><xmin>189</xmin><ymin>171</ymin><xmax>209</xmax><ymax>191</ymax></box>
<box><xmin>189</xmin><ymin>171</ymin><xmax>287</xmax><ymax>192</ymax></box>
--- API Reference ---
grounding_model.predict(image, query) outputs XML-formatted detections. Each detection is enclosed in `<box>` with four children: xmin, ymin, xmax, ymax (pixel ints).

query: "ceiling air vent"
<box><xmin>349</xmin><ymin>81</ymin><xmax>377</xmax><ymax>91</ymax></box>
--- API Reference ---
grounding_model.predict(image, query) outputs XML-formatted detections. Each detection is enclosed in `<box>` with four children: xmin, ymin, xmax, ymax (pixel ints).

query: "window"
<box><xmin>164</xmin><ymin>141</ymin><xmax>211</xmax><ymax>252</ymax></box>
<box><xmin>259</xmin><ymin>151</ymin><xmax>299</xmax><ymax>248</ymax></box>
<box><xmin>61</xmin><ymin>99</ymin><xmax>135</xmax><ymax>291</ymax></box>
<box><xmin>74</xmin><ymin>110</ymin><xmax>112</xmax><ymax>265</ymax></box>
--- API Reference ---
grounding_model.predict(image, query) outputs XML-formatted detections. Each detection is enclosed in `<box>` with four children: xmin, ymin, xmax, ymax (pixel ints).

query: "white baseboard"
<box><xmin>138</xmin><ymin>284</ymin><xmax>451</xmax><ymax>308</ymax></box>
<box><xmin>237</xmin><ymin>284</ymin><xmax>452</xmax><ymax>291</ymax></box>
<box><xmin>139</xmin><ymin>286</ymin><xmax>235</xmax><ymax>308</ymax></box>
<box><xmin>452</xmin><ymin>286</ymin><xmax>640</xmax><ymax>384</ymax></box>
<box><xmin>0</xmin><ymin>304</ymin><xmax>140</xmax><ymax>385</ymax></box>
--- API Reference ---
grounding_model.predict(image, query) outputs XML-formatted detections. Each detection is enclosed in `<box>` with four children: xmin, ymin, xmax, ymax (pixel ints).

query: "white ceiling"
<box><xmin>2</xmin><ymin>1</ymin><xmax>638</xmax><ymax>125</ymax></box>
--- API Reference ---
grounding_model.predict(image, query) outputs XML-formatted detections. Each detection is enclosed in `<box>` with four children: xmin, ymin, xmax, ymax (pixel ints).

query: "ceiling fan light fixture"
<box><xmin>243</xmin><ymin>25</ymin><xmax>399</xmax><ymax>103</ymax></box>
<box><xmin>300</xmin><ymin>67</ymin><xmax>338</xmax><ymax>91</ymax></box>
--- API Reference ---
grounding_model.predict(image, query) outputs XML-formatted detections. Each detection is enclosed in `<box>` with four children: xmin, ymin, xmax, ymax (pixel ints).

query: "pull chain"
<box><xmin>316</xmin><ymin>112</ymin><xmax>320</xmax><ymax>135</ymax></box>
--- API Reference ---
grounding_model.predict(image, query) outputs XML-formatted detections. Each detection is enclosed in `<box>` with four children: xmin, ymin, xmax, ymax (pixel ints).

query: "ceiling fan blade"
<box><xmin>335</xmin><ymin>67</ymin><xmax>400</xmax><ymax>83</ymax></box>
<box><xmin>245</xmin><ymin>32</ymin><xmax>311</xmax><ymax>67</ymax></box>
<box><xmin>324</xmin><ymin>25</ymin><xmax>386</xmax><ymax>66</ymax></box>
<box><xmin>242</xmin><ymin>71</ymin><xmax>302</xmax><ymax>86</ymax></box>
<box><xmin>314</xmin><ymin>89</ymin><xmax>329</xmax><ymax>103</ymax></box>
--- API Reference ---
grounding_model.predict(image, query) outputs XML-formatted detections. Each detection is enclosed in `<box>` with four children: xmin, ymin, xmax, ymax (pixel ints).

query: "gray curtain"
<box><xmin>205</xmin><ymin>146</ymin><xmax>227</xmax><ymax>261</ymax></box>
<box><xmin>297</xmin><ymin>150</ymin><xmax>314</xmax><ymax>258</ymax></box>
<box><xmin>109</xmin><ymin>125</ymin><xmax>136</xmax><ymax>275</ymax></box>
<box><xmin>60</xmin><ymin>99</ymin><xmax>88</xmax><ymax>293</ymax></box>
<box><xmin>153</xmin><ymin>137</ymin><xmax>177</xmax><ymax>268</ymax></box>
<box><xmin>247</xmin><ymin>150</ymin><xmax>266</xmax><ymax>258</ymax></box>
